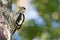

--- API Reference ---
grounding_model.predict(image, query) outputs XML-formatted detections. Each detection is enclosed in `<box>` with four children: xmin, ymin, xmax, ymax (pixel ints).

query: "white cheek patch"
<box><xmin>19</xmin><ymin>8</ymin><xmax>25</xmax><ymax>13</ymax></box>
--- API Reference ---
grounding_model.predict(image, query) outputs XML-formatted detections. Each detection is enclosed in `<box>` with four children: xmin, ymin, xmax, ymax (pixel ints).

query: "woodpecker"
<box><xmin>16</xmin><ymin>13</ymin><xmax>25</xmax><ymax>29</ymax></box>
<box><xmin>12</xmin><ymin>7</ymin><xmax>26</xmax><ymax>35</ymax></box>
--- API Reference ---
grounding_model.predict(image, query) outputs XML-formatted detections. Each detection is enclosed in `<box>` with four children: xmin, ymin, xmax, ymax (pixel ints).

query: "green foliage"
<box><xmin>12</xmin><ymin>0</ymin><xmax>60</xmax><ymax>40</ymax></box>
<box><xmin>12</xmin><ymin>0</ymin><xmax>17</xmax><ymax>4</ymax></box>
<box><xmin>19</xmin><ymin>20</ymin><xmax>41</xmax><ymax>40</ymax></box>
<box><xmin>17</xmin><ymin>0</ymin><xmax>60</xmax><ymax>40</ymax></box>
<box><xmin>33</xmin><ymin>0</ymin><xmax>60</xmax><ymax>39</ymax></box>
<box><xmin>18</xmin><ymin>20</ymin><xmax>60</xmax><ymax>40</ymax></box>
<box><xmin>33</xmin><ymin>0</ymin><xmax>60</xmax><ymax>22</ymax></box>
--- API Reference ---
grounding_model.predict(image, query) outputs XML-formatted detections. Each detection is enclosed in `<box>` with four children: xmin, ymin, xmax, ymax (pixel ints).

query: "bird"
<box><xmin>12</xmin><ymin>6</ymin><xmax>26</xmax><ymax>35</ymax></box>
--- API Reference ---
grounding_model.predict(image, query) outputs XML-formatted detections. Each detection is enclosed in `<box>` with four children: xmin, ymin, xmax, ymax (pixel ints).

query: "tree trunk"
<box><xmin>0</xmin><ymin>0</ymin><xmax>13</xmax><ymax>40</ymax></box>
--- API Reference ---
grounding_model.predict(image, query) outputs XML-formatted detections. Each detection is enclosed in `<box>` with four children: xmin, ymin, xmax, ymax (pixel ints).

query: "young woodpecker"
<box><xmin>12</xmin><ymin>7</ymin><xmax>26</xmax><ymax>35</ymax></box>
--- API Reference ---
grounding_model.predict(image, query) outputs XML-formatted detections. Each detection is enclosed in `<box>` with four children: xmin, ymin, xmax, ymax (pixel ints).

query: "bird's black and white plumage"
<box><xmin>12</xmin><ymin>7</ymin><xmax>26</xmax><ymax>35</ymax></box>
<box><xmin>15</xmin><ymin>7</ymin><xmax>26</xmax><ymax>29</ymax></box>
<box><xmin>16</xmin><ymin>13</ymin><xmax>25</xmax><ymax>29</ymax></box>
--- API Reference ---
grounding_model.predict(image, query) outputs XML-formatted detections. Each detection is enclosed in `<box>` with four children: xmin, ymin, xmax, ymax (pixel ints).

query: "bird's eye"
<box><xmin>22</xmin><ymin>7</ymin><xmax>26</xmax><ymax>10</ymax></box>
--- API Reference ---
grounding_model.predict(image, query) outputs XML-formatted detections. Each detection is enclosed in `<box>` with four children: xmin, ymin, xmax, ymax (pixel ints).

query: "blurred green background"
<box><xmin>12</xmin><ymin>0</ymin><xmax>60</xmax><ymax>40</ymax></box>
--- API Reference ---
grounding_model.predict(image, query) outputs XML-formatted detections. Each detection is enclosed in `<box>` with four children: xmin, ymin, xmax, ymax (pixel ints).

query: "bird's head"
<box><xmin>19</xmin><ymin>6</ymin><xmax>26</xmax><ymax>13</ymax></box>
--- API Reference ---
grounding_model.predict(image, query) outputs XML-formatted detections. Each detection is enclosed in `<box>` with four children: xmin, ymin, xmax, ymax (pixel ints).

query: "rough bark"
<box><xmin>0</xmin><ymin>0</ymin><xmax>13</xmax><ymax>40</ymax></box>
<box><xmin>0</xmin><ymin>11</ymin><xmax>11</xmax><ymax>40</ymax></box>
